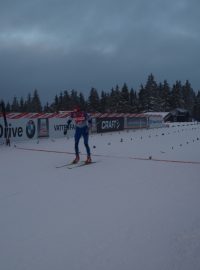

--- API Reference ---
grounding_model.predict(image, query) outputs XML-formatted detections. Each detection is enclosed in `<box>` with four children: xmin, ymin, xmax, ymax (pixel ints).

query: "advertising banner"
<box><xmin>96</xmin><ymin>117</ymin><xmax>124</xmax><ymax>133</ymax></box>
<box><xmin>0</xmin><ymin>115</ymin><xmax>75</xmax><ymax>143</ymax></box>
<box><xmin>127</xmin><ymin>117</ymin><xmax>147</xmax><ymax>129</ymax></box>
<box><xmin>37</xmin><ymin>118</ymin><xmax>49</xmax><ymax>138</ymax></box>
<box><xmin>0</xmin><ymin>117</ymin><xmax>38</xmax><ymax>143</ymax></box>
<box><xmin>50</xmin><ymin>118</ymin><xmax>75</xmax><ymax>138</ymax></box>
<box><xmin>148</xmin><ymin>115</ymin><xmax>163</xmax><ymax>128</ymax></box>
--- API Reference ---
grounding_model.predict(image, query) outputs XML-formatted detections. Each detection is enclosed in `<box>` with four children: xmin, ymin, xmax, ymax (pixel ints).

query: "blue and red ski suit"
<box><xmin>67</xmin><ymin>111</ymin><xmax>92</xmax><ymax>157</ymax></box>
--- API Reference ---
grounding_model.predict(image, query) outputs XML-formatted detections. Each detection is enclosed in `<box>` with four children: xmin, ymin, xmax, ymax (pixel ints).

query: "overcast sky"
<box><xmin>0</xmin><ymin>0</ymin><xmax>200</xmax><ymax>103</ymax></box>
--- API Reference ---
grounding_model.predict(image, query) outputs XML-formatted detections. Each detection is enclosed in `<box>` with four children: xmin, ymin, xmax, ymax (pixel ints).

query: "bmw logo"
<box><xmin>26</xmin><ymin>120</ymin><xmax>36</xmax><ymax>139</ymax></box>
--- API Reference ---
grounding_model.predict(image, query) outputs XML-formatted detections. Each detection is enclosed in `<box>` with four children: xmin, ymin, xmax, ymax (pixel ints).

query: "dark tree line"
<box><xmin>1</xmin><ymin>89</ymin><xmax>42</xmax><ymax>113</ymax></box>
<box><xmin>1</xmin><ymin>74</ymin><xmax>200</xmax><ymax>120</ymax></box>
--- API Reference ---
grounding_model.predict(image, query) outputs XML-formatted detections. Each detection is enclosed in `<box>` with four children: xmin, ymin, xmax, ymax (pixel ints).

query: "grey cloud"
<box><xmin>0</xmin><ymin>0</ymin><xmax>200</xmax><ymax>103</ymax></box>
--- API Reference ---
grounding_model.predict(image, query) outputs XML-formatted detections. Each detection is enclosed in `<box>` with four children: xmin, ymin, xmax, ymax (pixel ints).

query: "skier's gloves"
<box><xmin>67</xmin><ymin>119</ymin><xmax>72</xmax><ymax>125</ymax></box>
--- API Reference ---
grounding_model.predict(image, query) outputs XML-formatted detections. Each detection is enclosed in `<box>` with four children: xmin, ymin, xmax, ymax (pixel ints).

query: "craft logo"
<box><xmin>101</xmin><ymin>120</ymin><xmax>120</xmax><ymax>130</ymax></box>
<box><xmin>26</xmin><ymin>120</ymin><xmax>36</xmax><ymax>139</ymax></box>
<box><xmin>97</xmin><ymin>117</ymin><xmax>124</xmax><ymax>133</ymax></box>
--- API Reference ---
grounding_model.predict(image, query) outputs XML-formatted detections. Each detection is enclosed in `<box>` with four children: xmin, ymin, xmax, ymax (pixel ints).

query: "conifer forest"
<box><xmin>1</xmin><ymin>74</ymin><xmax>200</xmax><ymax>120</ymax></box>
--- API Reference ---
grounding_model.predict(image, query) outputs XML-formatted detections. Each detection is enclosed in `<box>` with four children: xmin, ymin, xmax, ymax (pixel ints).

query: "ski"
<box><xmin>56</xmin><ymin>162</ymin><xmax>77</xmax><ymax>168</ymax></box>
<box><xmin>56</xmin><ymin>161</ymin><xmax>97</xmax><ymax>169</ymax></box>
<box><xmin>67</xmin><ymin>161</ymin><xmax>98</xmax><ymax>169</ymax></box>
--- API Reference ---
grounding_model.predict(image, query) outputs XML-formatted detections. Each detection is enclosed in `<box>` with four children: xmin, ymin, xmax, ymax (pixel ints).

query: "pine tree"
<box><xmin>11</xmin><ymin>96</ymin><xmax>19</xmax><ymax>112</ymax></box>
<box><xmin>25</xmin><ymin>93</ymin><xmax>32</xmax><ymax>112</ymax></box>
<box><xmin>170</xmin><ymin>81</ymin><xmax>184</xmax><ymax>109</ymax></box>
<box><xmin>70</xmin><ymin>89</ymin><xmax>79</xmax><ymax>108</ymax></box>
<box><xmin>118</xmin><ymin>83</ymin><xmax>130</xmax><ymax>112</ymax></box>
<box><xmin>79</xmin><ymin>92</ymin><xmax>86</xmax><ymax>110</ymax></box>
<box><xmin>44</xmin><ymin>102</ymin><xmax>51</xmax><ymax>112</ymax></box>
<box><xmin>88</xmin><ymin>87</ymin><xmax>100</xmax><ymax>112</ymax></box>
<box><xmin>100</xmin><ymin>90</ymin><xmax>109</xmax><ymax>112</ymax></box>
<box><xmin>58</xmin><ymin>92</ymin><xmax>64</xmax><ymax>111</ymax></box>
<box><xmin>182</xmin><ymin>80</ymin><xmax>195</xmax><ymax>113</ymax></box>
<box><xmin>138</xmin><ymin>84</ymin><xmax>147</xmax><ymax>112</ymax></box>
<box><xmin>160</xmin><ymin>80</ymin><xmax>171</xmax><ymax>112</ymax></box>
<box><xmin>144</xmin><ymin>73</ymin><xmax>158</xmax><ymax>111</ymax></box>
<box><xmin>63</xmin><ymin>90</ymin><xmax>71</xmax><ymax>110</ymax></box>
<box><xmin>129</xmin><ymin>88</ymin><xmax>138</xmax><ymax>112</ymax></box>
<box><xmin>109</xmin><ymin>85</ymin><xmax>121</xmax><ymax>112</ymax></box>
<box><xmin>31</xmin><ymin>89</ymin><xmax>42</xmax><ymax>112</ymax></box>
<box><xmin>193</xmin><ymin>91</ymin><xmax>200</xmax><ymax>120</ymax></box>
<box><xmin>52</xmin><ymin>94</ymin><xmax>59</xmax><ymax>112</ymax></box>
<box><xmin>19</xmin><ymin>97</ymin><xmax>25</xmax><ymax>112</ymax></box>
<box><xmin>6</xmin><ymin>102</ymin><xmax>11</xmax><ymax>112</ymax></box>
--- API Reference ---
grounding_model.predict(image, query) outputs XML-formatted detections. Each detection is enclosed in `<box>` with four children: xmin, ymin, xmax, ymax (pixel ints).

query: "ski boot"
<box><xmin>85</xmin><ymin>156</ymin><xmax>92</xmax><ymax>164</ymax></box>
<box><xmin>72</xmin><ymin>155</ymin><xmax>80</xmax><ymax>164</ymax></box>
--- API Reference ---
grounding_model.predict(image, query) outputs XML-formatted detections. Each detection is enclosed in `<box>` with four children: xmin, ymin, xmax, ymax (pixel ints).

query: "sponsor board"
<box><xmin>127</xmin><ymin>117</ymin><xmax>147</xmax><ymax>128</ymax></box>
<box><xmin>148</xmin><ymin>115</ymin><xmax>163</xmax><ymax>128</ymax></box>
<box><xmin>96</xmin><ymin>117</ymin><xmax>124</xmax><ymax>133</ymax></box>
<box><xmin>0</xmin><ymin>118</ymin><xmax>37</xmax><ymax>142</ymax></box>
<box><xmin>0</xmin><ymin>116</ymin><xmax>76</xmax><ymax>143</ymax></box>
<box><xmin>38</xmin><ymin>118</ymin><xmax>49</xmax><ymax>138</ymax></box>
<box><xmin>51</xmin><ymin>120</ymin><xmax>75</xmax><ymax>138</ymax></box>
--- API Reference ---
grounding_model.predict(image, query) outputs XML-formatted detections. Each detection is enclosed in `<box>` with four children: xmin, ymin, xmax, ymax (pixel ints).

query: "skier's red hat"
<box><xmin>73</xmin><ymin>106</ymin><xmax>80</xmax><ymax>112</ymax></box>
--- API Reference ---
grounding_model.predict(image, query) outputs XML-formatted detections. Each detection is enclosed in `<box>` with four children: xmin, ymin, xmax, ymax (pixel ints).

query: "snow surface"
<box><xmin>1</xmin><ymin>122</ymin><xmax>200</xmax><ymax>270</ymax></box>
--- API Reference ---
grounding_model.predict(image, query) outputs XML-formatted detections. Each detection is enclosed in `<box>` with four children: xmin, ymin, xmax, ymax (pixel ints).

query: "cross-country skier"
<box><xmin>64</xmin><ymin>106</ymin><xmax>92</xmax><ymax>164</ymax></box>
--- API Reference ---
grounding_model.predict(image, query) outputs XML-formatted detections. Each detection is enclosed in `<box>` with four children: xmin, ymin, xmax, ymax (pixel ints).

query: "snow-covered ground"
<box><xmin>1</xmin><ymin>122</ymin><xmax>200</xmax><ymax>270</ymax></box>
